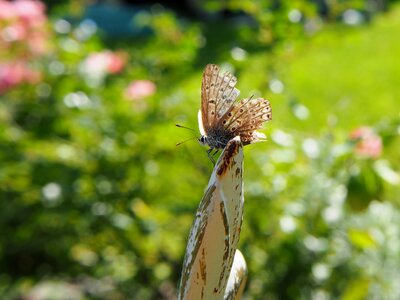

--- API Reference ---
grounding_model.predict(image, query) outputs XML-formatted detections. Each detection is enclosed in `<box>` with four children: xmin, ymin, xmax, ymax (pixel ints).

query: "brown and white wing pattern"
<box><xmin>200</xmin><ymin>64</ymin><xmax>272</xmax><ymax>149</ymax></box>
<box><xmin>201</xmin><ymin>64</ymin><xmax>240</xmax><ymax>133</ymax></box>
<box><xmin>217</xmin><ymin>97</ymin><xmax>272</xmax><ymax>145</ymax></box>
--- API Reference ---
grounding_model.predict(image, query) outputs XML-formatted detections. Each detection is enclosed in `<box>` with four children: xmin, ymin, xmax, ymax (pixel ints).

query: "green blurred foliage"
<box><xmin>1</xmin><ymin>0</ymin><xmax>400</xmax><ymax>299</ymax></box>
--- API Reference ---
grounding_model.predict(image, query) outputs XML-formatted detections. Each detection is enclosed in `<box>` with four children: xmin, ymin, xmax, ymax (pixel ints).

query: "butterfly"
<box><xmin>198</xmin><ymin>64</ymin><xmax>272</xmax><ymax>162</ymax></box>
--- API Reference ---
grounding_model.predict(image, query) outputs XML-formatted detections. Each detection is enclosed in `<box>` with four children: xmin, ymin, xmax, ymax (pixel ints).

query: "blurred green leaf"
<box><xmin>348</xmin><ymin>229</ymin><xmax>376</xmax><ymax>249</ymax></box>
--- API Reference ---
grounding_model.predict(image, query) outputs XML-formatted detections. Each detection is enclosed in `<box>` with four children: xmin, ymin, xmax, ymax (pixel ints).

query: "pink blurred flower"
<box><xmin>125</xmin><ymin>80</ymin><xmax>156</xmax><ymax>100</ymax></box>
<box><xmin>82</xmin><ymin>50</ymin><xmax>127</xmax><ymax>77</ymax></box>
<box><xmin>0</xmin><ymin>62</ymin><xmax>41</xmax><ymax>94</ymax></box>
<box><xmin>0</xmin><ymin>1</ymin><xmax>47</xmax><ymax>93</ymax></box>
<box><xmin>13</xmin><ymin>0</ymin><xmax>46</xmax><ymax>23</ymax></box>
<box><xmin>0</xmin><ymin>0</ymin><xmax>50</xmax><ymax>58</ymax></box>
<box><xmin>106</xmin><ymin>51</ymin><xmax>128</xmax><ymax>74</ymax></box>
<box><xmin>0</xmin><ymin>0</ymin><xmax>46</xmax><ymax>23</ymax></box>
<box><xmin>0</xmin><ymin>1</ymin><xmax>16</xmax><ymax>20</ymax></box>
<box><xmin>0</xmin><ymin>63</ymin><xmax>24</xmax><ymax>92</ymax></box>
<box><xmin>27</xmin><ymin>31</ymin><xmax>49</xmax><ymax>55</ymax></box>
<box><xmin>2</xmin><ymin>23</ymin><xmax>27</xmax><ymax>41</ymax></box>
<box><xmin>350</xmin><ymin>126</ymin><xmax>382</xmax><ymax>159</ymax></box>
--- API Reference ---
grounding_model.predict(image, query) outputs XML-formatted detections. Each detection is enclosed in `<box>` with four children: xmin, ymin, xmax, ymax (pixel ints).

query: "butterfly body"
<box><xmin>199</xmin><ymin>129</ymin><xmax>233</xmax><ymax>149</ymax></box>
<box><xmin>198</xmin><ymin>64</ymin><xmax>272</xmax><ymax>152</ymax></box>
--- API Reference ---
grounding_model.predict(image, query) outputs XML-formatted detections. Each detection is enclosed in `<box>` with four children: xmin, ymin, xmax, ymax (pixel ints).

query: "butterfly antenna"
<box><xmin>176</xmin><ymin>136</ymin><xmax>197</xmax><ymax>147</ymax></box>
<box><xmin>176</xmin><ymin>124</ymin><xmax>195</xmax><ymax>132</ymax></box>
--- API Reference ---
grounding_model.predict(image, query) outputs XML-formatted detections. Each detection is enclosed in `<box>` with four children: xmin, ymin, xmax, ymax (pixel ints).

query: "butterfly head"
<box><xmin>198</xmin><ymin>135</ymin><xmax>208</xmax><ymax>146</ymax></box>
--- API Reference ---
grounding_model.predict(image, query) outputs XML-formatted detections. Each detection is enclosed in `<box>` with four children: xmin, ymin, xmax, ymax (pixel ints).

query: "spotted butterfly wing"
<box><xmin>199</xmin><ymin>64</ymin><xmax>272</xmax><ymax>149</ymax></box>
<box><xmin>200</xmin><ymin>64</ymin><xmax>240</xmax><ymax>133</ymax></box>
<box><xmin>219</xmin><ymin>96</ymin><xmax>272</xmax><ymax>144</ymax></box>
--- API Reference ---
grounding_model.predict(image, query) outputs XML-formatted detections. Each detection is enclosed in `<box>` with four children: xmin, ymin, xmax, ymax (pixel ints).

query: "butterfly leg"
<box><xmin>207</xmin><ymin>148</ymin><xmax>216</xmax><ymax>165</ymax></box>
<box><xmin>212</xmin><ymin>148</ymin><xmax>219</xmax><ymax>158</ymax></box>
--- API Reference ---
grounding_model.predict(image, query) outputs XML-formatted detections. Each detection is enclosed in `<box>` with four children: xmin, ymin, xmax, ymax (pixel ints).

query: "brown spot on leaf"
<box><xmin>217</xmin><ymin>138</ymin><xmax>241</xmax><ymax>177</ymax></box>
<box><xmin>235</xmin><ymin>167</ymin><xmax>241</xmax><ymax>176</ymax></box>
<box><xmin>199</xmin><ymin>249</ymin><xmax>207</xmax><ymax>282</ymax></box>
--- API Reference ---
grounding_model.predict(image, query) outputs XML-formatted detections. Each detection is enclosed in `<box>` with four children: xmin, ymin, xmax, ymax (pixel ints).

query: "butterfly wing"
<box><xmin>217</xmin><ymin>97</ymin><xmax>272</xmax><ymax>145</ymax></box>
<box><xmin>201</xmin><ymin>64</ymin><xmax>240</xmax><ymax>134</ymax></box>
<box><xmin>201</xmin><ymin>64</ymin><xmax>271</xmax><ymax>147</ymax></box>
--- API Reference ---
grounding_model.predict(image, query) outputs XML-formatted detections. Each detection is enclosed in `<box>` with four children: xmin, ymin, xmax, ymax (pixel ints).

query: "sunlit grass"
<box><xmin>281</xmin><ymin>5</ymin><xmax>400</xmax><ymax>132</ymax></box>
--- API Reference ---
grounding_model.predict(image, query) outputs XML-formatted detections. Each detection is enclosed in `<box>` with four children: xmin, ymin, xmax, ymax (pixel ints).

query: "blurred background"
<box><xmin>1</xmin><ymin>0</ymin><xmax>400</xmax><ymax>299</ymax></box>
